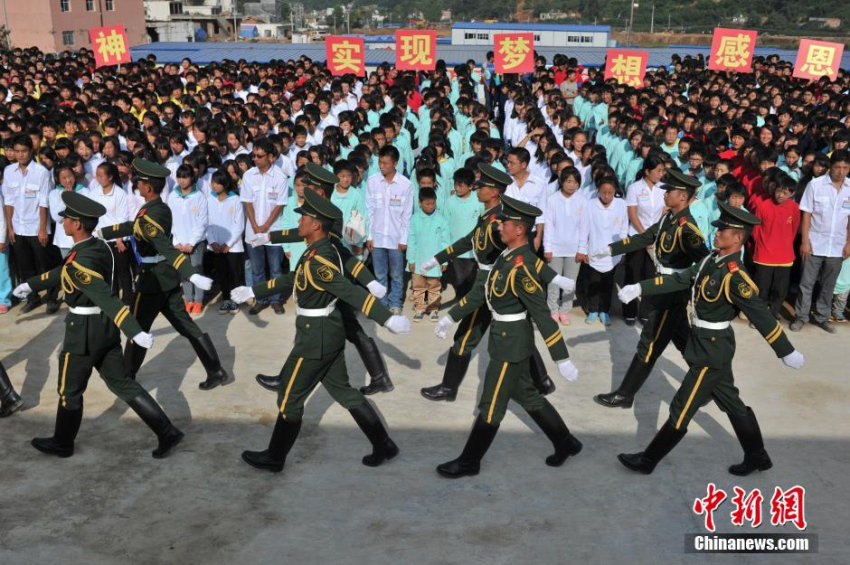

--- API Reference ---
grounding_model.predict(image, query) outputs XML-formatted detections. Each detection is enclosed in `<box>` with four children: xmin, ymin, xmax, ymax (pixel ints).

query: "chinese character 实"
<box><xmin>498</xmin><ymin>36</ymin><xmax>531</xmax><ymax>70</ymax></box>
<box><xmin>399</xmin><ymin>35</ymin><xmax>433</xmax><ymax>67</ymax></box>
<box><xmin>800</xmin><ymin>45</ymin><xmax>836</xmax><ymax>77</ymax></box>
<box><xmin>770</xmin><ymin>485</ymin><xmax>807</xmax><ymax>530</ymax></box>
<box><xmin>610</xmin><ymin>54</ymin><xmax>643</xmax><ymax>87</ymax></box>
<box><xmin>95</xmin><ymin>30</ymin><xmax>127</xmax><ymax>65</ymax></box>
<box><xmin>730</xmin><ymin>487</ymin><xmax>763</xmax><ymax>528</ymax></box>
<box><xmin>331</xmin><ymin>41</ymin><xmax>362</xmax><ymax>73</ymax></box>
<box><xmin>693</xmin><ymin>483</ymin><xmax>727</xmax><ymax>532</ymax></box>
<box><xmin>714</xmin><ymin>34</ymin><xmax>751</xmax><ymax>68</ymax></box>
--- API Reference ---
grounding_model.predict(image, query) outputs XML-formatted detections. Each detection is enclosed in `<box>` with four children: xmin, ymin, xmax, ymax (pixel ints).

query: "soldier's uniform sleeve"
<box><xmin>639</xmin><ymin>263</ymin><xmax>700</xmax><ymax>296</ymax></box>
<box><xmin>26</xmin><ymin>266</ymin><xmax>63</xmax><ymax>292</ymax></box>
<box><xmin>138</xmin><ymin>214</ymin><xmax>197</xmax><ymax>280</ymax></box>
<box><xmin>514</xmin><ymin>265</ymin><xmax>570</xmax><ymax>361</ymax></box>
<box><xmin>64</xmin><ymin>262</ymin><xmax>144</xmax><ymax>339</ymax></box>
<box><xmin>679</xmin><ymin>221</ymin><xmax>710</xmax><ymax>262</ymax></box>
<box><xmin>268</xmin><ymin>228</ymin><xmax>302</xmax><ymax>244</ymax></box>
<box><xmin>447</xmin><ymin>280</ymin><xmax>487</xmax><ymax>321</ymax></box>
<box><xmin>609</xmin><ymin>220</ymin><xmax>658</xmax><ymax>256</ymax></box>
<box><xmin>253</xmin><ymin>272</ymin><xmax>295</xmax><ymax>301</ymax></box>
<box><xmin>100</xmin><ymin>220</ymin><xmax>134</xmax><ymax>240</ymax></box>
<box><xmin>535</xmin><ymin>257</ymin><xmax>559</xmax><ymax>285</ymax></box>
<box><xmin>729</xmin><ymin>271</ymin><xmax>794</xmax><ymax>358</ymax></box>
<box><xmin>309</xmin><ymin>254</ymin><xmax>392</xmax><ymax>326</ymax></box>
<box><xmin>334</xmin><ymin>240</ymin><xmax>376</xmax><ymax>286</ymax></box>
<box><xmin>434</xmin><ymin>227</ymin><xmax>475</xmax><ymax>263</ymax></box>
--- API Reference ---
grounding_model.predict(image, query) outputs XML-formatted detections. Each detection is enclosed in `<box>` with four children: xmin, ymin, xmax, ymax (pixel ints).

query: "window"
<box><xmin>533</xmin><ymin>34</ymin><xmax>541</xmax><ymax>41</ymax></box>
<box><xmin>105</xmin><ymin>0</ymin><xmax>114</xmax><ymax>10</ymax></box>
<box><xmin>581</xmin><ymin>35</ymin><xmax>592</xmax><ymax>43</ymax></box>
<box><xmin>62</xmin><ymin>30</ymin><xmax>75</xmax><ymax>45</ymax></box>
<box><xmin>86</xmin><ymin>0</ymin><xmax>94</xmax><ymax>10</ymax></box>
<box><xmin>478</xmin><ymin>33</ymin><xmax>488</xmax><ymax>39</ymax></box>
<box><xmin>169</xmin><ymin>1</ymin><xmax>183</xmax><ymax>15</ymax></box>
<box><xmin>60</xmin><ymin>0</ymin><xmax>70</xmax><ymax>12</ymax></box>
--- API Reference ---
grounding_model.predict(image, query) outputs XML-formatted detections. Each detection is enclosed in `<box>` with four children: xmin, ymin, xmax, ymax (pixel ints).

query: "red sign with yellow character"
<box><xmin>494</xmin><ymin>33</ymin><xmax>534</xmax><ymax>74</ymax></box>
<box><xmin>395</xmin><ymin>30</ymin><xmax>437</xmax><ymax>71</ymax></box>
<box><xmin>326</xmin><ymin>36</ymin><xmax>365</xmax><ymax>76</ymax></box>
<box><xmin>89</xmin><ymin>25</ymin><xmax>131</xmax><ymax>68</ymax></box>
<box><xmin>793</xmin><ymin>39</ymin><xmax>844</xmax><ymax>81</ymax></box>
<box><xmin>708</xmin><ymin>28</ymin><xmax>757</xmax><ymax>72</ymax></box>
<box><xmin>604</xmin><ymin>49</ymin><xmax>648</xmax><ymax>88</ymax></box>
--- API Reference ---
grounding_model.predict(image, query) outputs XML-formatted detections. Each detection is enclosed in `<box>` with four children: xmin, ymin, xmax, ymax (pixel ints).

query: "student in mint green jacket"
<box><xmin>331</xmin><ymin>160</ymin><xmax>369</xmax><ymax>258</ymax></box>
<box><xmin>444</xmin><ymin>168</ymin><xmax>484</xmax><ymax>300</ymax></box>
<box><xmin>408</xmin><ymin>187</ymin><xmax>450</xmax><ymax>321</ymax></box>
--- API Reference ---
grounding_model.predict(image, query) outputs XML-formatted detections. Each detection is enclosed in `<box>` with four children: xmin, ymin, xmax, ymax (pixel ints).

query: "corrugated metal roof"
<box><xmin>452</xmin><ymin>21</ymin><xmax>612</xmax><ymax>32</ymax></box>
<box><xmin>130</xmin><ymin>42</ymin><xmax>850</xmax><ymax>70</ymax></box>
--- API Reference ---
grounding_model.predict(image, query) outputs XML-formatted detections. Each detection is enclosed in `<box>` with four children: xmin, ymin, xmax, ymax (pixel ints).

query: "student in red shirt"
<box><xmin>749</xmin><ymin>171</ymin><xmax>801</xmax><ymax>319</ymax></box>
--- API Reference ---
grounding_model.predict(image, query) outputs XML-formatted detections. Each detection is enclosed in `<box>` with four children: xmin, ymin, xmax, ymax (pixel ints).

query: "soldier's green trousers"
<box><xmin>276</xmin><ymin>349</ymin><xmax>366</xmax><ymax>421</ymax></box>
<box><xmin>57</xmin><ymin>345</ymin><xmax>151</xmax><ymax>410</ymax></box>
<box><xmin>669</xmin><ymin>364</ymin><xmax>748</xmax><ymax>431</ymax></box>
<box><xmin>131</xmin><ymin>287</ymin><xmax>204</xmax><ymax>339</ymax></box>
<box><xmin>478</xmin><ymin>358</ymin><xmax>546</xmax><ymax>425</ymax></box>
<box><xmin>635</xmin><ymin>291</ymin><xmax>690</xmax><ymax>366</ymax></box>
<box><xmin>450</xmin><ymin>273</ymin><xmax>491</xmax><ymax>357</ymax></box>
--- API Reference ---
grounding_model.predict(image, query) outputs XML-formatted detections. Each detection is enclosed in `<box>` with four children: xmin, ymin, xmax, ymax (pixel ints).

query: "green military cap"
<box><xmin>475</xmin><ymin>163</ymin><xmax>512</xmax><ymax>191</ymax></box>
<box><xmin>303</xmin><ymin>162</ymin><xmax>339</xmax><ymax>189</ymax></box>
<box><xmin>712</xmin><ymin>200</ymin><xmax>762</xmax><ymax>230</ymax></box>
<box><xmin>660</xmin><ymin>168</ymin><xmax>701</xmax><ymax>195</ymax></box>
<box><xmin>294</xmin><ymin>187</ymin><xmax>343</xmax><ymax>223</ymax></box>
<box><xmin>59</xmin><ymin>190</ymin><xmax>106</xmax><ymax>220</ymax></box>
<box><xmin>498</xmin><ymin>194</ymin><xmax>541</xmax><ymax>226</ymax></box>
<box><xmin>132</xmin><ymin>158</ymin><xmax>171</xmax><ymax>181</ymax></box>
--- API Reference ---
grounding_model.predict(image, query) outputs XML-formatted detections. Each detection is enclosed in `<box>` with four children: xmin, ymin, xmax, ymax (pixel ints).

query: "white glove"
<box><xmin>230</xmin><ymin>286</ymin><xmax>255</xmax><ymax>304</ymax></box>
<box><xmin>552</xmin><ymin>275</ymin><xmax>576</xmax><ymax>293</ymax></box>
<box><xmin>385</xmin><ymin>315</ymin><xmax>411</xmax><ymax>335</ymax></box>
<box><xmin>13</xmin><ymin>283</ymin><xmax>32</xmax><ymax>299</ymax></box>
<box><xmin>251</xmin><ymin>233</ymin><xmax>271</xmax><ymax>247</ymax></box>
<box><xmin>618</xmin><ymin>283</ymin><xmax>642</xmax><ymax>304</ymax></box>
<box><xmin>366</xmin><ymin>280</ymin><xmax>387</xmax><ymax>299</ymax></box>
<box><xmin>591</xmin><ymin>247</ymin><xmax>612</xmax><ymax>259</ymax></box>
<box><xmin>557</xmin><ymin>359</ymin><xmax>579</xmax><ymax>382</ymax></box>
<box><xmin>189</xmin><ymin>274</ymin><xmax>213</xmax><ymax>291</ymax></box>
<box><xmin>782</xmin><ymin>350</ymin><xmax>805</xmax><ymax>370</ymax></box>
<box><xmin>132</xmin><ymin>332</ymin><xmax>154</xmax><ymax>349</ymax></box>
<box><xmin>419</xmin><ymin>257</ymin><xmax>439</xmax><ymax>273</ymax></box>
<box><xmin>434</xmin><ymin>315</ymin><xmax>456</xmax><ymax>339</ymax></box>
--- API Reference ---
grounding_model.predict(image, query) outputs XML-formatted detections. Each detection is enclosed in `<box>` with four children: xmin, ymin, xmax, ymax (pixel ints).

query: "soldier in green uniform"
<box><xmin>417</xmin><ymin>164</ymin><xmax>575</xmax><ymax>402</ymax></box>
<box><xmin>434</xmin><ymin>196</ymin><xmax>582</xmax><ymax>478</ymax></box>
<box><xmin>99</xmin><ymin>159</ymin><xmax>230</xmax><ymax>391</ymax></box>
<box><xmin>230</xmin><ymin>190</ymin><xmax>411</xmax><ymax>473</ymax></box>
<box><xmin>12</xmin><ymin>192</ymin><xmax>183</xmax><ymax>458</ymax></box>
<box><xmin>594</xmin><ymin>169</ymin><xmax>710</xmax><ymax>408</ymax></box>
<box><xmin>616</xmin><ymin>202</ymin><xmax>805</xmax><ymax>474</ymax></box>
<box><xmin>0</xmin><ymin>362</ymin><xmax>23</xmax><ymax>417</ymax></box>
<box><xmin>251</xmin><ymin>163</ymin><xmax>394</xmax><ymax>396</ymax></box>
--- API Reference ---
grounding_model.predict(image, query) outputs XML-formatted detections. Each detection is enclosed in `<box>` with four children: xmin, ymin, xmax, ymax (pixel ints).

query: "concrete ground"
<box><xmin>0</xmin><ymin>292</ymin><xmax>848</xmax><ymax>565</ymax></box>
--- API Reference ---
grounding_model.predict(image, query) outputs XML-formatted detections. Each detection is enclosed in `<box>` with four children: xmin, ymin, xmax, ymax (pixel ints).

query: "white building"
<box><xmin>451</xmin><ymin>21</ymin><xmax>610</xmax><ymax>48</ymax></box>
<box><xmin>145</xmin><ymin>1</ymin><xmax>238</xmax><ymax>42</ymax></box>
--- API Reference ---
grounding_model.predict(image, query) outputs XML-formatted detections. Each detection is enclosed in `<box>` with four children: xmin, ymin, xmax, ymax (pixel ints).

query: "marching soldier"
<box><xmin>230</xmin><ymin>190</ymin><xmax>411</xmax><ymax>473</ymax></box>
<box><xmin>434</xmin><ymin>196</ymin><xmax>582</xmax><ymax>478</ymax></box>
<box><xmin>13</xmin><ymin>192</ymin><xmax>183</xmax><ymax>458</ymax></box>
<box><xmin>0</xmin><ymin>362</ymin><xmax>23</xmax><ymax>417</ymax></box>
<box><xmin>616</xmin><ymin>202</ymin><xmax>805</xmax><ymax>474</ymax></box>
<box><xmin>99</xmin><ymin>159</ymin><xmax>230</xmax><ymax>391</ymax></box>
<box><xmin>417</xmin><ymin>164</ymin><xmax>575</xmax><ymax>402</ymax></box>
<box><xmin>252</xmin><ymin>163</ymin><xmax>394</xmax><ymax>396</ymax></box>
<box><xmin>593</xmin><ymin>169</ymin><xmax>709</xmax><ymax>408</ymax></box>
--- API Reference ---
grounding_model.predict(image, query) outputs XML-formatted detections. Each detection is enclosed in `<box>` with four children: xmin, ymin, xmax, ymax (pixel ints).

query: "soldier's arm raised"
<box><xmin>729</xmin><ymin>272</ymin><xmax>794</xmax><ymax>358</ymax></box>
<box><xmin>515</xmin><ymin>266</ymin><xmax>569</xmax><ymax>362</ymax></box>
<box><xmin>139</xmin><ymin>216</ymin><xmax>196</xmax><ymax>280</ymax></box>
<box><xmin>308</xmin><ymin>256</ymin><xmax>392</xmax><ymax>326</ymax></box>
<box><xmin>64</xmin><ymin>263</ymin><xmax>144</xmax><ymax>339</ymax></box>
<box><xmin>99</xmin><ymin>220</ymin><xmax>134</xmax><ymax>240</ymax></box>
<box><xmin>609</xmin><ymin>220</ymin><xmax>658</xmax><ymax>256</ymax></box>
<box><xmin>25</xmin><ymin>266</ymin><xmax>64</xmax><ymax>292</ymax></box>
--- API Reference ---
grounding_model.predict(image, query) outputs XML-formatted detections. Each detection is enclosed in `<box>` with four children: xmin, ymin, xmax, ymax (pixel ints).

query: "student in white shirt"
<box><xmin>0</xmin><ymin>175</ymin><xmax>10</xmax><ymax>313</ymax></box>
<box><xmin>170</xmin><ymin>164</ymin><xmax>209</xmax><ymax>314</ymax></box>
<box><xmin>206</xmin><ymin>171</ymin><xmax>245</xmax><ymax>314</ymax></box>
<box><xmin>576</xmin><ymin>177</ymin><xmax>628</xmax><ymax>326</ymax></box>
<box><xmin>90</xmin><ymin>162</ymin><xmax>134</xmax><ymax>304</ymax></box>
<box><xmin>365</xmin><ymin>145</ymin><xmax>413</xmax><ymax>313</ymax></box>
<box><xmin>505</xmin><ymin>147</ymin><xmax>548</xmax><ymax>251</ymax></box>
<box><xmin>49</xmin><ymin>164</ymin><xmax>90</xmax><ymax>257</ymax></box>
<box><xmin>544</xmin><ymin>167</ymin><xmax>585</xmax><ymax>325</ymax></box>
<box><xmin>622</xmin><ymin>154</ymin><xmax>667</xmax><ymax>325</ymax></box>
<box><xmin>75</xmin><ymin>136</ymin><xmax>105</xmax><ymax>183</ymax></box>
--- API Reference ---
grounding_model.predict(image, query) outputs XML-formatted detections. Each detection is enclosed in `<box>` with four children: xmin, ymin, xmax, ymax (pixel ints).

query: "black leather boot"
<box><xmin>421</xmin><ymin>349</ymin><xmax>472</xmax><ymax>401</ymax></box>
<box><xmin>349</xmin><ymin>401</ymin><xmax>399</xmax><ymax>466</ymax></box>
<box><xmin>727</xmin><ymin>407</ymin><xmax>773</xmax><ymax>476</ymax></box>
<box><xmin>528</xmin><ymin>400</ymin><xmax>582</xmax><ymax>466</ymax></box>
<box><xmin>355</xmin><ymin>336</ymin><xmax>394</xmax><ymax>395</ymax></box>
<box><xmin>529</xmin><ymin>348</ymin><xmax>556</xmax><ymax>395</ymax></box>
<box><xmin>618</xmin><ymin>420</ymin><xmax>687</xmax><ymax>474</ymax></box>
<box><xmin>31</xmin><ymin>403</ymin><xmax>83</xmax><ymax>458</ymax></box>
<box><xmin>127</xmin><ymin>393</ymin><xmax>184</xmax><ymax>459</ymax></box>
<box><xmin>0</xmin><ymin>362</ymin><xmax>23</xmax><ymax>418</ymax></box>
<box><xmin>242</xmin><ymin>415</ymin><xmax>303</xmax><ymax>472</ymax></box>
<box><xmin>190</xmin><ymin>333</ymin><xmax>231</xmax><ymax>390</ymax></box>
<box><xmin>256</xmin><ymin>373</ymin><xmax>282</xmax><ymax>391</ymax></box>
<box><xmin>437</xmin><ymin>416</ymin><xmax>499</xmax><ymax>478</ymax></box>
<box><xmin>594</xmin><ymin>355</ymin><xmax>653</xmax><ymax>408</ymax></box>
<box><xmin>124</xmin><ymin>341</ymin><xmax>148</xmax><ymax>381</ymax></box>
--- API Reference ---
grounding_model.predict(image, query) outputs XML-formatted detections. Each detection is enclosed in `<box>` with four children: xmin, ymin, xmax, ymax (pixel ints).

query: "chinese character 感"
<box><xmin>610</xmin><ymin>54</ymin><xmax>643</xmax><ymax>87</ymax></box>
<box><xmin>800</xmin><ymin>45</ymin><xmax>836</xmax><ymax>77</ymax></box>
<box><xmin>331</xmin><ymin>40</ymin><xmax>363</xmax><ymax>74</ymax></box>
<box><xmin>730</xmin><ymin>487</ymin><xmax>764</xmax><ymax>528</ymax></box>
<box><xmin>398</xmin><ymin>34</ymin><xmax>434</xmax><ymax>67</ymax></box>
<box><xmin>770</xmin><ymin>485</ymin><xmax>807</xmax><ymax>530</ymax></box>
<box><xmin>498</xmin><ymin>36</ymin><xmax>531</xmax><ymax>71</ymax></box>
<box><xmin>693</xmin><ymin>482</ymin><xmax>728</xmax><ymax>532</ymax></box>
<box><xmin>714</xmin><ymin>34</ymin><xmax>751</xmax><ymax>68</ymax></box>
<box><xmin>94</xmin><ymin>29</ymin><xmax>127</xmax><ymax>65</ymax></box>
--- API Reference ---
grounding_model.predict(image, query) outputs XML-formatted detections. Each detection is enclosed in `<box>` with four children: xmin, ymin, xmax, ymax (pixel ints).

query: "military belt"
<box><xmin>691</xmin><ymin>317</ymin><xmax>731</xmax><ymax>330</ymax></box>
<box><xmin>68</xmin><ymin>306</ymin><xmax>102</xmax><ymax>315</ymax></box>
<box><xmin>490</xmin><ymin>311</ymin><xmax>527</xmax><ymax>322</ymax></box>
<box><xmin>656</xmin><ymin>265</ymin><xmax>686</xmax><ymax>275</ymax></box>
<box><xmin>140</xmin><ymin>255</ymin><xmax>166</xmax><ymax>264</ymax></box>
<box><xmin>476</xmin><ymin>261</ymin><xmax>493</xmax><ymax>271</ymax></box>
<box><xmin>296</xmin><ymin>299</ymin><xmax>338</xmax><ymax>317</ymax></box>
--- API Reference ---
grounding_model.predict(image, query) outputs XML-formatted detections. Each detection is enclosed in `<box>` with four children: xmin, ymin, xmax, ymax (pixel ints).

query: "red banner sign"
<box><xmin>604</xmin><ymin>49</ymin><xmax>648</xmax><ymax>88</ymax></box>
<box><xmin>493</xmin><ymin>33</ymin><xmax>534</xmax><ymax>74</ymax></box>
<box><xmin>395</xmin><ymin>30</ymin><xmax>437</xmax><ymax>71</ymax></box>
<box><xmin>326</xmin><ymin>36</ymin><xmax>365</xmax><ymax>76</ymax></box>
<box><xmin>89</xmin><ymin>25</ymin><xmax>131</xmax><ymax>67</ymax></box>
<box><xmin>793</xmin><ymin>39</ymin><xmax>844</xmax><ymax>81</ymax></box>
<box><xmin>708</xmin><ymin>28</ymin><xmax>757</xmax><ymax>72</ymax></box>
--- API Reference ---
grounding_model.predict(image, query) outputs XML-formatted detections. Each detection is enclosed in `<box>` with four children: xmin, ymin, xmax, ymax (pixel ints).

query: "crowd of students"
<box><xmin>1</xmin><ymin>46</ymin><xmax>848</xmax><ymax>332</ymax></box>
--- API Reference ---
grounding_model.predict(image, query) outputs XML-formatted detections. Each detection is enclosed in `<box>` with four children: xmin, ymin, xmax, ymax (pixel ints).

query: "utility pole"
<box><xmin>233</xmin><ymin>5</ymin><xmax>238</xmax><ymax>42</ymax></box>
<box><xmin>346</xmin><ymin>6</ymin><xmax>350</xmax><ymax>34</ymax></box>
<box><xmin>627</xmin><ymin>1</ymin><xmax>637</xmax><ymax>47</ymax></box>
<box><xmin>650</xmin><ymin>4</ymin><xmax>654</xmax><ymax>34</ymax></box>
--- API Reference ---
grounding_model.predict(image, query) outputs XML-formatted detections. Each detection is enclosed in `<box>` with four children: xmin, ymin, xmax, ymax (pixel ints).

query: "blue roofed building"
<box><xmin>451</xmin><ymin>21</ymin><xmax>611</xmax><ymax>48</ymax></box>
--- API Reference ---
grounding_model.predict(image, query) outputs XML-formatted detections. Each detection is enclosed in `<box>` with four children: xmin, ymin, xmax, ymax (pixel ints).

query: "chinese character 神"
<box><xmin>498</xmin><ymin>36</ymin><xmax>532</xmax><ymax>70</ymax></box>
<box><xmin>770</xmin><ymin>485</ymin><xmax>807</xmax><ymax>530</ymax></box>
<box><xmin>95</xmin><ymin>29</ymin><xmax>127</xmax><ymax>65</ymax></box>
<box><xmin>610</xmin><ymin>54</ymin><xmax>643</xmax><ymax>87</ymax></box>
<box><xmin>693</xmin><ymin>483</ymin><xmax>728</xmax><ymax>532</ymax></box>
<box><xmin>800</xmin><ymin>45</ymin><xmax>837</xmax><ymax>77</ymax></box>
<box><xmin>714</xmin><ymin>34</ymin><xmax>751</xmax><ymax>68</ymax></box>
<box><xmin>398</xmin><ymin>34</ymin><xmax>434</xmax><ymax>67</ymax></box>
<box><xmin>330</xmin><ymin>41</ymin><xmax>363</xmax><ymax>74</ymax></box>
<box><xmin>730</xmin><ymin>487</ymin><xmax>764</xmax><ymax>528</ymax></box>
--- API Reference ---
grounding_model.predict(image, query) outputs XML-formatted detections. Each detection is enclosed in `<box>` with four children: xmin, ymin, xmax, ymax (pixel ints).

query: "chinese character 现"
<box><xmin>399</xmin><ymin>34</ymin><xmax>434</xmax><ymax>67</ymax></box>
